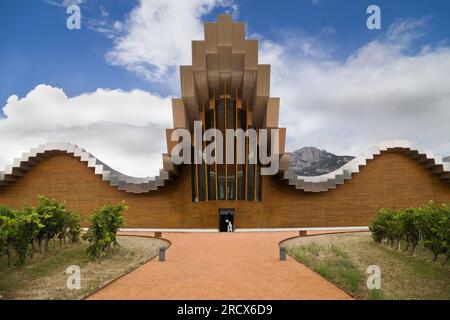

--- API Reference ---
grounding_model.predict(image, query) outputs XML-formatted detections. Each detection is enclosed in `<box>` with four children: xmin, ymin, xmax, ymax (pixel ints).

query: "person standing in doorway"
<box><xmin>227</xmin><ymin>220</ymin><xmax>233</xmax><ymax>232</ymax></box>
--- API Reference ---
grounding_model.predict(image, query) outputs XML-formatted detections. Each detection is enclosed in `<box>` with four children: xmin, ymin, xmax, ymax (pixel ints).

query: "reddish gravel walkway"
<box><xmin>88</xmin><ymin>232</ymin><xmax>352</xmax><ymax>300</ymax></box>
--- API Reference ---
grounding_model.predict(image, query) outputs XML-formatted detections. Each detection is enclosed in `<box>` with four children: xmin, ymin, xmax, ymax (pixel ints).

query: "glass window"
<box><xmin>191</xmin><ymin>97</ymin><xmax>261</xmax><ymax>202</ymax></box>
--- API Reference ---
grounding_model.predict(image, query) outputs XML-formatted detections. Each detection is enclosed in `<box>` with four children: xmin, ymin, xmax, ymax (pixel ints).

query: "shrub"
<box><xmin>13</xmin><ymin>207</ymin><xmax>43</xmax><ymax>265</ymax></box>
<box><xmin>400</xmin><ymin>208</ymin><xmax>421</xmax><ymax>253</ymax></box>
<box><xmin>0</xmin><ymin>206</ymin><xmax>16</xmax><ymax>267</ymax></box>
<box><xmin>385</xmin><ymin>211</ymin><xmax>404</xmax><ymax>249</ymax></box>
<box><xmin>35</xmin><ymin>195</ymin><xmax>68</xmax><ymax>254</ymax></box>
<box><xmin>370</xmin><ymin>201</ymin><xmax>450</xmax><ymax>264</ymax></box>
<box><xmin>84</xmin><ymin>202</ymin><xmax>127</xmax><ymax>260</ymax></box>
<box><xmin>0</xmin><ymin>206</ymin><xmax>42</xmax><ymax>266</ymax></box>
<box><xmin>0</xmin><ymin>197</ymin><xmax>82</xmax><ymax>267</ymax></box>
<box><xmin>66</xmin><ymin>212</ymin><xmax>81</xmax><ymax>243</ymax></box>
<box><xmin>420</xmin><ymin>202</ymin><xmax>449</xmax><ymax>262</ymax></box>
<box><xmin>369</xmin><ymin>208</ymin><xmax>395</xmax><ymax>243</ymax></box>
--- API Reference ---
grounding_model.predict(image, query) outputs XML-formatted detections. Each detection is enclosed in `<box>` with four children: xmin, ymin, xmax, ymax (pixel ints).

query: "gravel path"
<box><xmin>88</xmin><ymin>232</ymin><xmax>352</xmax><ymax>300</ymax></box>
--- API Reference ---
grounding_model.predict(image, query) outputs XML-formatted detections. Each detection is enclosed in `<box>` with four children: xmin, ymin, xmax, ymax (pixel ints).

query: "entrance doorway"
<box><xmin>219</xmin><ymin>208</ymin><xmax>235</xmax><ymax>232</ymax></box>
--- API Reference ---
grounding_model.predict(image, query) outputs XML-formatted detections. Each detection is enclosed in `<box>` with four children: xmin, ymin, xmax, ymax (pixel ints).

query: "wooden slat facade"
<box><xmin>0</xmin><ymin>152</ymin><xmax>449</xmax><ymax>229</ymax></box>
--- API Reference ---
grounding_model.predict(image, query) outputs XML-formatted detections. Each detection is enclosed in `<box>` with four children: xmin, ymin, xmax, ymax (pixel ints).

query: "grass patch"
<box><xmin>284</xmin><ymin>233</ymin><xmax>450</xmax><ymax>300</ymax></box>
<box><xmin>0</xmin><ymin>236</ymin><xmax>167</xmax><ymax>300</ymax></box>
<box><xmin>369</xmin><ymin>289</ymin><xmax>384</xmax><ymax>300</ymax></box>
<box><xmin>287</xmin><ymin>242</ymin><xmax>364</xmax><ymax>296</ymax></box>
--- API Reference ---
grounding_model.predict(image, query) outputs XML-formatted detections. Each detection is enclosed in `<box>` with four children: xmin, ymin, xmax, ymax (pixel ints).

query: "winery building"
<box><xmin>1</xmin><ymin>15</ymin><xmax>450</xmax><ymax>231</ymax></box>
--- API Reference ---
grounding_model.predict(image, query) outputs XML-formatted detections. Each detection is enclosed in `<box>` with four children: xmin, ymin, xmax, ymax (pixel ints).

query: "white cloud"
<box><xmin>7</xmin><ymin>0</ymin><xmax>237</xmax><ymax>179</ymax></box>
<box><xmin>102</xmin><ymin>0</ymin><xmax>237</xmax><ymax>84</ymax></box>
<box><xmin>0</xmin><ymin>85</ymin><xmax>172</xmax><ymax>177</ymax></box>
<box><xmin>45</xmin><ymin>0</ymin><xmax>84</xmax><ymax>7</ymax></box>
<box><xmin>260</xmin><ymin>18</ymin><xmax>450</xmax><ymax>157</ymax></box>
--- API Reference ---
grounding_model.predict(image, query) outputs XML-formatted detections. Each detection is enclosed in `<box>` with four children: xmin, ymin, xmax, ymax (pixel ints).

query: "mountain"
<box><xmin>444</xmin><ymin>156</ymin><xmax>450</xmax><ymax>162</ymax></box>
<box><xmin>289</xmin><ymin>147</ymin><xmax>354</xmax><ymax>176</ymax></box>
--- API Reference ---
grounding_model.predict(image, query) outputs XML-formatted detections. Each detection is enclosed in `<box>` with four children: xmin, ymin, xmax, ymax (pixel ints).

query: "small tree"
<box><xmin>385</xmin><ymin>211</ymin><xmax>404</xmax><ymax>250</ymax></box>
<box><xmin>85</xmin><ymin>202</ymin><xmax>127</xmax><ymax>260</ymax></box>
<box><xmin>13</xmin><ymin>207</ymin><xmax>42</xmax><ymax>265</ymax></box>
<box><xmin>369</xmin><ymin>208</ymin><xmax>395</xmax><ymax>243</ymax></box>
<box><xmin>400</xmin><ymin>208</ymin><xmax>422</xmax><ymax>253</ymax></box>
<box><xmin>0</xmin><ymin>206</ymin><xmax>17</xmax><ymax>267</ymax></box>
<box><xmin>419</xmin><ymin>202</ymin><xmax>447</xmax><ymax>261</ymax></box>
<box><xmin>35</xmin><ymin>196</ymin><xmax>67</xmax><ymax>254</ymax></box>
<box><xmin>66</xmin><ymin>212</ymin><xmax>81</xmax><ymax>243</ymax></box>
<box><xmin>437</xmin><ymin>204</ymin><xmax>450</xmax><ymax>264</ymax></box>
<box><xmin>0</xmin><ymin>217</ymin><xmax>5</xmax><ymax>262</ymax></box>
<box><xmin>0</xmin><ymin>206</ymin><xmax>43</xmax><ymax>266</ymax></box>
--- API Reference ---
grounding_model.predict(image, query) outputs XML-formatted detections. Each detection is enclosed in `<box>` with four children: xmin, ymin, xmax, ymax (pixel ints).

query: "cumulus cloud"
<box><xmin>260</xmin><ymin>18</ymin><xmax>450</xmax><ymax>157</ymax></box>
<box><xmin>0</xmin><ymin>85</ymin><xmax>172</xmax><ymax>177</ymax></box>
<box><xmin>1</xmin><ymin>0</ymin><xmax>238</xmax><ymax>179</ymax></box>
<box><xmin>103</xmin><ymin>0</ymin><xmax>237</xmax><ymax>84</ymax></box>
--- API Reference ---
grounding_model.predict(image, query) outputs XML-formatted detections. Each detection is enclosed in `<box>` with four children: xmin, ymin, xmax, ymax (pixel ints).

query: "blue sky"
<box><xmin>2</xmin><ymin>0</ymin><xmax>450</xmax><ymax>108</ymax></box>
<box><xmin>1</xmin><ymin>0</ymin><xmax>450</xmax><ymax>176</ymax></box>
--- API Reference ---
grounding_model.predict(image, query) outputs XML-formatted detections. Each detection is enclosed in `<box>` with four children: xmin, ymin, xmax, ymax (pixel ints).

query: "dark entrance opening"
<box><xmin>219</xmin><ymin>208</ymin><xmax>235</xmax><ymax>232</ymax></box>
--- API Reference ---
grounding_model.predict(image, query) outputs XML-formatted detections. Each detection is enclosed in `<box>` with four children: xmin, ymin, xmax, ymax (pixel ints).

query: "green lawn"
<box><xmin>283</xmin><ymin>233</ymin><xmax>450</xmax><ymax>300</ymax></box>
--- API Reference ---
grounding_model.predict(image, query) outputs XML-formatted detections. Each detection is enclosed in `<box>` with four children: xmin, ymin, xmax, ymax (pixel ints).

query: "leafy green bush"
<box><xmin>65</xmin><ymin>212</ymin><xmax>81</xmax><ymax>243</ymax></box>
<box><xmin>0</xmin><ymin>197</ymin><xmax>81</xmax><ymax>267</ymax></box>
<box><xmin>0</xmin><ymin>206</ymin><xmax>43</xmax><ymax>266</ymax></box>
<box><xmin>13</xmin><ymin>207</ymin><xmax>43</xmax><ymax>265</ymax></box>
<box><xmin>35</xmin><ymin>196</ymin><xmax>68</xmax><ymax>254</ymax></box>
<box><xmin>84</xmin><ymin>202</ymin><xmax>127</xmax><ymax>260</ymax></box>
<box><xmin>370</xmin><ymin>201</ymin><xmax>450</xmax><ymax>264</ymax></box>
<box><xmin>419</xmin><ymin>202</ymin><xmax>449</xmax><ymax>262</ymax></box>
<box><xmin>0</xmin><ymin>206</ymin><xmax>17</xmax><ymax>267</ymax></box>
<box><xmin>369</xmin><ymin>208</ymin><xmax>395</xmax><ymax>243</ymax></box>
<box><xmin>0</xmin><ymin>197</ymin><xmax>129</xmax><ymax>267</ymax></box>
<box><xmin>400</xmin><ymin>208</ymin><xmax>422</xmax><ymax>253</ymax></box>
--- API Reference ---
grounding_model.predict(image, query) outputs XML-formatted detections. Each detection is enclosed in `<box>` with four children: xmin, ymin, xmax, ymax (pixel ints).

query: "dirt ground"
<box><xmin>283</xmin><ymin>232</ymin><xmax>450</xmax><ymax>300</ymax></box>
<box><xmin>88</xmin><ymin>232</ymin><xmax>353</xmax><ymax>300</ymax></box>
<box><xmin>0</xmin><ymin>236</ymin><xmax>168</xmax><ymax>300</ymax></box>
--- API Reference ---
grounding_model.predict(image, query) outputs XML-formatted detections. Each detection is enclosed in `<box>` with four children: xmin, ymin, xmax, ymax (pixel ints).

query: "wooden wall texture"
<box><xmin>1</xmin><ymin>151</ymin><xmax>449</xmax><ymax>229</ymax></box>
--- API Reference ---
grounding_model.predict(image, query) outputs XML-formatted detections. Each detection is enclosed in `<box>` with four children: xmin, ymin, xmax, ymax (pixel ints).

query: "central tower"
<box><xmin>164</xmin><ymin>14</ymin><xmax>289</xmax><ymax>203</ymax></box>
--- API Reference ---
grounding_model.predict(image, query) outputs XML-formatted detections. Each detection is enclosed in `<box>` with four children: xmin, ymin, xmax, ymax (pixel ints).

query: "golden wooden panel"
<box><xmin>256</xmin><ymin>64</ymin><xmax>271</xmax><ymax>98</ymax></box>
<box><xmin>279</xmin><ymin>153</ymin><xmax>291</xmax><ymax>171</ymax></box>
<box><xmin>265</xmin><ymin>97</ymin><xmax>280</xmax><ymax>128</ymax></box>
<box><xmin>244</xmin><ymin>40</ymin><xmax>259</xmax><ymax>70</ymax></box>
<box><xmin>192</xmin><ymin>41</ymin><xmax>206</xmax><ymax>70</ymax></box>
<box><xmin>232</xmin><ymin>23</ymin><xmax>245</xmax><ymax>53</ymax></box>
<box><xmin>204</xmin><ymin>22</ymin><xmax>218</xmax><ymax>53</ymax></box>
<box><xmin>180</xmin><ymin>66</ymin><xmax>195</xmax><ymax>98</ymax></box>
<box><xmin>193</xmin><ymin>70</ymin><xmax>208</xmax><ymax>102</ymax></box>
<box><xmin>165</xmin><ymin>129</ymin><xmax>177</xmax><ymax>154</ymax></box>
<box><xmin>171</xmin><ymin>98</ymin><xmax>188</xmax><ymax>129</ymax></box>
<box><xmin>219</xmin><ymin>46</ymin><xmax>232</xmax><ymax>72</ymax></box>
<box><xmin>278</xmin><ymin>128</ymin><xmax>286</xmax><ymax>154</ymax></box>
<box><xmin>217</xmin><ymin>15</ymin><xmax>232</xmax><ymax>46</ymax></box>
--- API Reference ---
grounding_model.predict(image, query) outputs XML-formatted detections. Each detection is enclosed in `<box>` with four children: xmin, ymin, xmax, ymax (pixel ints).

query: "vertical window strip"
<box><xmin>245</xmin><ymin>102</ymin><xmax>249</xmax><ymax>201</ymax></box>
<box><xmin>224</xmin><ymin>82</ymin><xmax>228</xmax><ymax>201</ymax></box>
<box><xmin>235</xmin><ymin>88</ymin><xmax>238</xmax><ymax>200</ymax></box>
<box><xmin>194</xmin><ymin>126</ymin><xmax>199</xmax><ymax>202</ymax></box>
<box><xmin>213</xmin><ymin>90</ymin><xmax>218</xmax><ymax>201</ymax></box>
<box><xmin>254</xmin><ymin>129</ymin><xmax>258</xmax><ymax>202</ymax></box>
<box><xmin>202</xmin><ymin>101</ymin><xmax>208</xmax><ymax>201</ymax></box>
